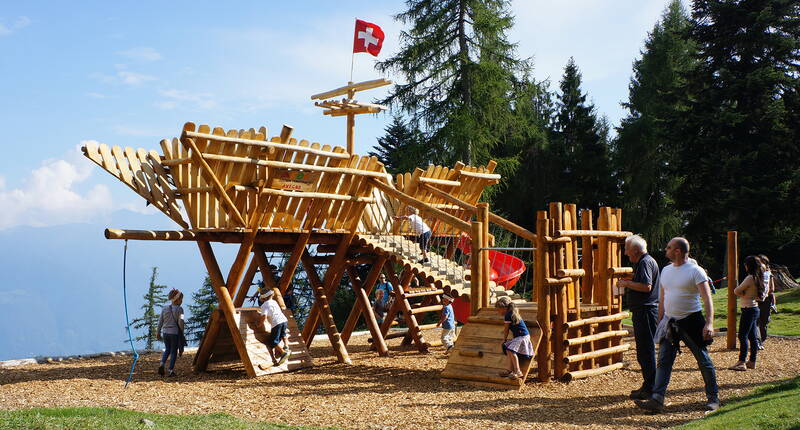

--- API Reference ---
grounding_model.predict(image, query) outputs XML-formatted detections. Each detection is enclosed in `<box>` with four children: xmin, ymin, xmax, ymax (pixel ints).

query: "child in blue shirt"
<box><xmin>437</xmin><ymin>294</ymin><xmax>456</xmax><ymax>352</ymax></box>
<box><xmin>495</xmin><ymin>296</ymin><xmax>533</xmax><ymax>380</ymax></box>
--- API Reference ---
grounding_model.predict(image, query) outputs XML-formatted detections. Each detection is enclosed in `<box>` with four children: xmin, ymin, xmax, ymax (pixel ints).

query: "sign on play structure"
<box><xmin>270</xmin><ymin>169</ymin><xmax>320</xmax><ymax>192</ymax></box>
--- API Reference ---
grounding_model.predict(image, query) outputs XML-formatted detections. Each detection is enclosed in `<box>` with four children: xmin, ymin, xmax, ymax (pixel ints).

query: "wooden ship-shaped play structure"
<box><xmin>83</xmin><ymin>78</ymin><xmax>633</xmax><ymax>388</ymax></box>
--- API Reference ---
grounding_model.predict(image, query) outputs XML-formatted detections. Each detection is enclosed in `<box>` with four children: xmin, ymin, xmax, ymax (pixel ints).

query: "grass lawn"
<box><xmin>675</xmin><ymin>376</ymin><xmax>800</xmax><ymax>429</ymax></box>
<box><xmin>0</xmin><ymin>408</ymin><xmax>335</xmax><ymax>430</ymax></box>
<box><xmin>624</xmin><ymin>288</ymin><xmax>800</xmax><ymax>337</ymax></box>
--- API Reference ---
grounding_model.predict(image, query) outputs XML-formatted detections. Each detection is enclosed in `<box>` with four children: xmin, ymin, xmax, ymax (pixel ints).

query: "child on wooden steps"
<box><xmin>259</xmin><ymin>289</ymin><xmax>290</xmax><ymax>366</ymax></box>
<box><xmin>495</xmin><ymin>296</ymin><xmax>533</xmax><ymax>380</ymax></box>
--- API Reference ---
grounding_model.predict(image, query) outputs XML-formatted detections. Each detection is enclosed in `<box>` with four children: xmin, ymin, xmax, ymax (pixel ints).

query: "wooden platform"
<box><xmin>209</xmin><ymin>307</ymin><xmax>312</xmax><ymax>376</ymax></box>
<box><xmin>440</xmin><ymin>305</ymin><xmax>542</xmax><ymax>390</ymax></box>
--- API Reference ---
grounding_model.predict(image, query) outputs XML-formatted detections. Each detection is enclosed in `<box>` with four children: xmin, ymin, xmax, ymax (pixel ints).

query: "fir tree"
<box><xmin>186</xmin><ymin>275</ymin><xmax>216</xmax><ymax>344</ymax></box>
<box><xmin>676</xmin><ymin>0</ymin><xmax>800</xmax><ymax>269</ymax></box>
<box><xmin>615</xmin><ymin>0</ymin><xmax>695</xmax><ymax>248</ymax></box>
<box><xmin>131</xmin><ymin>267</ymin><xmax>168</xmax><ymax>350</ymax></box>
<box><xmin>377</xmin><ymin>0</ymin><xmax>529</xmax><ymax>168</ymax></box>
<box><xmin>549</xmin><ymin>58</ymin><xmax>616</xmax><ymax>209</ymax></box>
<box><xmin>368</xmin><ymin>116</ymin><xmax>431</xmax><ymax>175</ymax></box>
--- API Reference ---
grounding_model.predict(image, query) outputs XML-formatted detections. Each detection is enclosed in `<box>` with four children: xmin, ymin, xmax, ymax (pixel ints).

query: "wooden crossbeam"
<box><xmin>198</xmin><ymin>153</ymin><xmax>390</xmax><ymax>179</ymax></box>
<box><xmin>310</xmin><ymin>78</ymin><xmax>392</xmax><ymax>100</ymax></box>
<box><xmin>182</xmin><ymin>130</ymin><xmax>350</xmax><ymax>159</ymax></box>
<box><xmin>299</xmin><ymin>252</ymin><xmax>351</xmax><ymax>364</ymax></box>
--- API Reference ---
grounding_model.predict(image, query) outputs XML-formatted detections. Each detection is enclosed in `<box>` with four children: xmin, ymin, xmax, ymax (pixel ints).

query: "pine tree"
<box><xmin>549</xmin><ymin>58</ymin><xmax>616</xmax><ymax>209</ymax></box>
<box><xmin>368</xmin><ymin>116</ymin><xmax>431</xmax><ymax>175</ymax></box>
<box><xmin>676</xmin><ymin>0</ymin><xmax>800</xmax><ymax>269</ymax></box>
<box><xmin>376</xmin><ymin>0</ymin><xmax>528</xmax><ymax>168</ymax></box>
<box><xmin>186</xmin><ymin>275</ymin><xmax>216</xmax><ymax>344</ymax></box>
<box><xmin>615</xmin><ymin>0</ymin><xmax>695</xmax><ymax>248</ymax></box>
<box><xmin>131</xmin><ymin>267</ymin><xmax>168</xmax><ymax>350</ymax></box>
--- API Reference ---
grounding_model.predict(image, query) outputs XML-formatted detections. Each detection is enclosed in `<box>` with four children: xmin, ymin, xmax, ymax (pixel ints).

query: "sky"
<box><xmin>0</xmin><ymin>0</ymin><xmax>672</xmax><ymax>233</ymax></box>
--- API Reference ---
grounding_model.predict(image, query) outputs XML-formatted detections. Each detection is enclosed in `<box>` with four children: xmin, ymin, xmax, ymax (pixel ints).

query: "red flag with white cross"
<box><xmin>353</xmin><ymin>19</ymin><xmax>384</xmax><ymax>57</ymax></box>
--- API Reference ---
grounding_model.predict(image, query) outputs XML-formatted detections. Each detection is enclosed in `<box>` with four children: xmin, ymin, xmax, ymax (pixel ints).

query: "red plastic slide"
<box><xmin>452</xmin><ymin>234</ymin><xmax>526</xmax><ymax>323</ymax></box>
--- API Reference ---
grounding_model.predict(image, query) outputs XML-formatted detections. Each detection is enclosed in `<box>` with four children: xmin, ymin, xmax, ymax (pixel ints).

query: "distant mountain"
<box><xmin>0</xmin><ymin>210</ymin><xmax>238</xmax><ymax>361</ymax></box>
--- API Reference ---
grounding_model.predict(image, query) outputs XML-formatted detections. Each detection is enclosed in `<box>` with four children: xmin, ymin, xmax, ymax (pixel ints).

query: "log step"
<box><xmin>404</xmin><ymin>289</ymin><xmax>445</xmax><ymax>298</ymax></box>
<box><xmin>410</xmin><ymin>304</ymin><xmax>443</xmax><ymax>315</ymax></box>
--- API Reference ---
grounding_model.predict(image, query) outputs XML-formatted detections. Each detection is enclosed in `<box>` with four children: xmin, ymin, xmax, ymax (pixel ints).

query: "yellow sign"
<box><xmin>270</xmin><ymin>169</ymin><xmax>320</xmax><ymax>192</ymax></box>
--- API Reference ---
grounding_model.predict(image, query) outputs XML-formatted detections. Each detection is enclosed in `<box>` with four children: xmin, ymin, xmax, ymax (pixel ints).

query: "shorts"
<box><xmin>417</xmin><ymin>231</ymin><xmax>432</xmax><ymax>252</ymax></box>
<box><xmin>269</xmin><ymin>322</ymin><xmax>288</xmax><ymax>347</ymax></box>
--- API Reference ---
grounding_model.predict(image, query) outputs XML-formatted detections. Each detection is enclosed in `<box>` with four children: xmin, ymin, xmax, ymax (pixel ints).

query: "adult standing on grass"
<box><xmin>756</xmin><ymin>254</ymin><xmax>777</xmax><ymax>348</ymax></box>
<box><xmin>729</xmin><ymin>255</ymin><xmax>767</xmax><ymax>371</ymax></box>
<box><xmin>635</xmin><ymin>237</ymin><xmax>720</xmax><ymax>413</ymax></box>
<box><xmin>157</xmin><ymin>289</ymin><xmax>185</xmax><ymax>377</ymax></box>
<box><xmin>617</xmin><ymin>234</ymin><xmax>660</xmax><ymax>400</ymax></box>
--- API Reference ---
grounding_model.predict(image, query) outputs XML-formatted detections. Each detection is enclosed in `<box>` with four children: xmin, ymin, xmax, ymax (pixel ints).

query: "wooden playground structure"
<box><xmin>81</xmin><ymin>79</ymin><xmax>633</xmax><ymax>388</ymax></box>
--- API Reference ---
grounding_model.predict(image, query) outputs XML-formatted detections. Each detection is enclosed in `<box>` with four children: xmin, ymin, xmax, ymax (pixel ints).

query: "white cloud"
<box><xmin>0</xmin><ymin>15</ymin><xmax>31</xmax><ymax>36</ymax></box>
<box><xmin>155</xmin><ymin>88</ymin><xmax>217</xmax><ymax>110</ymax></box>
<box><xmin>118</xmin><ymin>70</ymin><xmax>156</xmax><ymax>85</ymax></box>
<box><xmin>0</xmin><ymin>144</ymin><xmax>115</xmax><ymax>230</ymax></box>
<box><xmin>87</xmin><ymin>92</ymin><xmax>106</xmax><ymax>99</ymax></box>
<box><xmin>117</xmin><ymin>47</ymin><xmax>162</xmax><ymax>62</ymax></box>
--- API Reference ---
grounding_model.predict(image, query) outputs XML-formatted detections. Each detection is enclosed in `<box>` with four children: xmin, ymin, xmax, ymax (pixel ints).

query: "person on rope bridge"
<box><xmin>392</xmin><ymin>206</ymin><xmax>432</xmax><ymax>264</ymax></box>
<box><xmin>436</xmin><ymin>294</ymin><xmax>456</xmax><ymax>353</ymax></box>
<box><xmin>259</xmin><ymin>289</ymin><xmax>290</xmax><ymax>366</ymax></box>
<box><xmin>495</xmin><ymin>296</ymin><xmax>533</xmax><ymax>380</ymax></box>
<box><xmin>157</xmin><ymin>289</ymin><xmax>186</xmax><ymax>377</ymax></box>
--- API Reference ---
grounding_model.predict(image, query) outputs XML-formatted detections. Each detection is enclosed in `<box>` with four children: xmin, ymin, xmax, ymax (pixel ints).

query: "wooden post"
<box><xmin>346</xmin><ymin>266</ymin><xmax>389</xmax><ymax>356</ymax></box>
<box><xmin>470</xmin><ymin>220</ymin><xmax>484</xmax><ymax>316</ymax></box>
<box><xmin>580</xmin><ymin>209</ymin><xmax>594</xmax><ymax>303</ymax></box>
<box><xmin>346</xmin><ymin>113</ymin><xmax>355</xmax><ymax>154</ymax></box>
<box><xmin>478</xmin><ymin>203</ymin><xmax>491</xmax><ymax>309</ymax></box>
<box><xmin>341</xmin><ymin>256</ymin><xmax>388</xmax><ymax>345</ymax></box>
<box><xmin>549</xmin><ymin>202</ymin><xmax>567</xmax><ymax>379</ymax></box>
<box><xmin>535</xmin><ymin>211</ymin><xmax>550</xmax><ymax>382</ymax></box>
<box><xmin>727</xmin><ymin>231</ymin><xmax>739</xmax><ymax>349</ymax></box>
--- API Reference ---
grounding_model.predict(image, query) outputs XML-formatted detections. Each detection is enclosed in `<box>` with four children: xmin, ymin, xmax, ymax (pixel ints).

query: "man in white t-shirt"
<box><xmin>392</xmin><ymin>206</ymin><xmax>432</xmax><ymax>264</ymax></box>
<box><xmin>635</xmin><ymin>237</ymin><xmax>720</xmax><ymax>413</ymax></box>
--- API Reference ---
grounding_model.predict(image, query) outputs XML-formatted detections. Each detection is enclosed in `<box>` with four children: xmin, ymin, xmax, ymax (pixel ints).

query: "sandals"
<box><xmin>729</xmin><ymin>362</ymin><xmax>747</xmax><ymax>371</ymax></box>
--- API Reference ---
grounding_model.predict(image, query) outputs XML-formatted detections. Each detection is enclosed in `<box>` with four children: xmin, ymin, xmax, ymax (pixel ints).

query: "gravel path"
<box><xmin>1</xmin><ymin>334</ymin><xmax>798</xmax><ymax>429</ymax></box>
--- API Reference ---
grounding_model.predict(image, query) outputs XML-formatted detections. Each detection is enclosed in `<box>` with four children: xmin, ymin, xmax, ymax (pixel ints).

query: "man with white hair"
<box><xmin>617</xmin><ymin>234</ymin><xmax>660</xmax><ymax>400</ymax></box>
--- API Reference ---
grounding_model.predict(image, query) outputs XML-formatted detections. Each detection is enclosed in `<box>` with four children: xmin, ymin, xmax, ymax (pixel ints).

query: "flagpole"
<box><xmin>350</xmin><ymin>51</ymin><xmax>355</xmax><ymax>85</ymax></box>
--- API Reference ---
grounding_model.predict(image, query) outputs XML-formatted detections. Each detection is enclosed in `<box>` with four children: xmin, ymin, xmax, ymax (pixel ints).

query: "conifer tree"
<box><xmin>550</xmin><ymin>58</ymin><xmax>616</xmax><ymax>209</ymax></box>
<box><xmin>677</xmin><ymin>0</ymin><xmax>800</xmax><ymax>268</ymax></box>
<box><xmin>615</xmin><ymin>0</ymin><xmax>695</xmax><ymax>248</ymax></box>
<box><xmin>186</xmin><ymin>275</ymin><xmax>216</xmax><ymax>344</ymax></box>
<box><xmin>368</xmin><ymin>116</ymin><xmax>431</xmax><ymax>175</ymax></box>
<box><xmin>131</xmin><ymin>267</ymin><xmax>168</xmax><ymax>350</ymax></box>
<box><xmin>376</xmin><ymin>0</ymin><xmax>528</xmax><ymax>168</ymax></box>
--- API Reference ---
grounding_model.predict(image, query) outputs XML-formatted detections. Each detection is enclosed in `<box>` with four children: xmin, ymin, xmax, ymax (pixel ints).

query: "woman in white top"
<box><xmin>730</xmin><ymin>256</ymin><xmax>767</xmax><ymax>371</ymax></box>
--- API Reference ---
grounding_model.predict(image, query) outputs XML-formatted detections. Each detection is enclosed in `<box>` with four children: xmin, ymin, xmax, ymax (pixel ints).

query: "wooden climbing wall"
<box><xmin>209</xmin><ymin>307</ymin><xmax>312</xmax><ymax>376</ymax></box>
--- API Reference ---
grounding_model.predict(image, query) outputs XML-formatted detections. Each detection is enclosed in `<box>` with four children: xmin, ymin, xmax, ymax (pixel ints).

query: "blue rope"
<box><xmin>122</xmin><ymin>239</ymin><xmax>139</xmax><ymax>388</ymax></box>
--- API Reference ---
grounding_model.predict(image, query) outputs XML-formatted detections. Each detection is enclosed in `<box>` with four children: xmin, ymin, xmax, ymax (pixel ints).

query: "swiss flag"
<box><xmin>353</xmin><ymin>19</ymin><xmax>384</xmax><ymax>57</ymax></box>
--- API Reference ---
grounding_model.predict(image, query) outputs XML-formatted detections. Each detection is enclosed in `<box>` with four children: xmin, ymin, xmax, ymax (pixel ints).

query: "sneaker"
<box><xmin>746</xmin><ymin>361</ymin><xmax>756</xmax><ymax>369</ymax></box>
<box><xmin>277</xmin><ymin>351</ymin><xmax>289</xmax><ymax>366</ymax></box>
<box><xmin>167</xmin><ymin>370</ymin><xmax>177</xmax><ymax>377</ymax></box>
<box><xmin>634</xmin><ymin>398</ymin><xmax>664</xmax><ymax>413</ymax></box>
<box><xmin>705</xmin><ymin>399</ymin><xmax>720</xmax><ymax>412</ymax></box>
<box><xmin>419</xmin><ymin>258</ymin><xmax>429</xmax><ymax>264</ymax></box>
<box><xmin>157</xmin><ymin>365</ymin><xmax>165</xmax><ymax>376</ymax></box>
<box><xmin>729</xmin><ymin>362</ymin><xmax>747</xmax><ymax>371</ymax></box>
<box><xmin>629</xmin><ymin>388</ymin><xmax>651</xmax><ymax>401</ymax></box>
<box><xmin>757</xmin><ymin>343</ymin><xmax>765</xmax><ymax>350</ymax></box>
<box><xmin>445</xmin><ymin>345</ymin><xmax>453</xmax><ymax>353</ymax></box>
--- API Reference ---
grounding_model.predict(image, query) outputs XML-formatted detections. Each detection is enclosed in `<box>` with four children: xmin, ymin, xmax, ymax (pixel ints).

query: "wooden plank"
<box><xmin>310</xmin><ymin>78</ymin><xmax>392</xmax><ymax>100</ymax></box>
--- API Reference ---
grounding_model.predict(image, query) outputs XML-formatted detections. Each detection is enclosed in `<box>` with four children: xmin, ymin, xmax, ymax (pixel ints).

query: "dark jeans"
<box><xmin>161</xmin><ymin>333</ymin><xmax>179</xmax><ymax>370</ymax></box>
<box><xmin>738</xmin><ymin>307</ymin><xmax>760</xmax><ymax>362</ymax></box>
<box><xmin>757</xmin><ymin>296</ymin><xmax>773</xmax><ymax>342</ymax></box>
<box><xmin>652</xmin><ymin>312</ymin><xmax>719</xmax><ymax>403</ymax></box>
<box><xmin>632</xmin><ymin>307</ymin><xmax>658</xmax><ymax>392</ymax></box>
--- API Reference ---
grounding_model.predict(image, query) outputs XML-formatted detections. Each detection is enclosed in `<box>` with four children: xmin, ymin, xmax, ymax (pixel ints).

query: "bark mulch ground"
<box><xmin>1</xmin><ymin>334</ymin><xmax>799</xmax><ymax>429</ymax></box>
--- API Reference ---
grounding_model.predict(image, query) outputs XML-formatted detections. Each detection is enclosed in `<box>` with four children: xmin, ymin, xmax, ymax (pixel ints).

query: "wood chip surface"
<box><xmin>1</xmin><ymin>334</ymin><xmax>798</xmax><ymax>429</ymax></box>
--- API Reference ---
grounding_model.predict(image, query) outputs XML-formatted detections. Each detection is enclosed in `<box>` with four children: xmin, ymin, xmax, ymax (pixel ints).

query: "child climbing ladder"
<box><xmin>259</xmin><ymin>290</ymin><xmax>290</xmax><ymax>366</ymax></box>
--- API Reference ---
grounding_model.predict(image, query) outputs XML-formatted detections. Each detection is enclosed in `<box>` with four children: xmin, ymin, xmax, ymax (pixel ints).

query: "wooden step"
<box><xmin>404</xmin><ymin>289</ymin><xmax>445</xmax><ymax>298</ymax></box>
<box><xmin>411</xmin><ymin>304</ymin><xmax>443</xmax><ymax>314</ymax></box>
